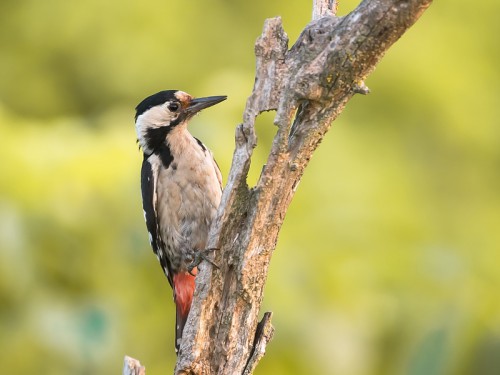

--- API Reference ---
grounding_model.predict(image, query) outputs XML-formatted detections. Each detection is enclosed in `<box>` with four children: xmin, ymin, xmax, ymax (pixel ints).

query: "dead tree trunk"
<box><xmin>124</xmin><ymin>0</ymin><xmax>433</xmax><ymax>374</ymax></box>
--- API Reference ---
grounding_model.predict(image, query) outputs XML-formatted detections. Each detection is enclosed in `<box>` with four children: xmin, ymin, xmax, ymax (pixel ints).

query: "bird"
<box><xmin>134</xmin><ymin>90</ymin><xmax>226</xmax><ymax>353</ymax></box>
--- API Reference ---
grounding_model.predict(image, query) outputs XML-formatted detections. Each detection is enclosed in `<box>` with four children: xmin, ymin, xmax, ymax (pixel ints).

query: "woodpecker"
<box><xmin>134</xmin><ymin>90</ymin><xmax>226</xmax><ymax>352</ymax></box>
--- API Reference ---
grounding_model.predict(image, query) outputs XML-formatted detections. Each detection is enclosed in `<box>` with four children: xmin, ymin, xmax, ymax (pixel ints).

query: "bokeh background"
<box><xmin>1</xmin><ymin>0</ymin><xmax>499</xmax><ymax>374</ymax></box>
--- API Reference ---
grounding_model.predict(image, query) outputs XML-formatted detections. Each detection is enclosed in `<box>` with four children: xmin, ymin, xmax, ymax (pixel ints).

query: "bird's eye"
<box><xmin>168</xmin><ymin>102</ymin><xmax>180</xmax><ymax>112</ymax></box>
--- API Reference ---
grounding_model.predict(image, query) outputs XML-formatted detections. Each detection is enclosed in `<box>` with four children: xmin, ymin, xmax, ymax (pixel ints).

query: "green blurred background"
<box><xmin>1</xmin><ymin>0</ymin><xmax>499</xmax><ymax>374</ymax></box>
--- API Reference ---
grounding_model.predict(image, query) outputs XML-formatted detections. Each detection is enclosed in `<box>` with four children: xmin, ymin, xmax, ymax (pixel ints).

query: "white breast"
<box><xmin>156</xmin><ymin>127</ymin><xmax>222</xmax><ymax>271</ymax></box>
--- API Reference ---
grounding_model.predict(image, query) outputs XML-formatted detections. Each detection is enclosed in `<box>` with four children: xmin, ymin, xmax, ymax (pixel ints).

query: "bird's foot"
<box><xmin>187</xmin><ymin>248</ymin><xmax>219</xmax><ymax>276</ymax></box>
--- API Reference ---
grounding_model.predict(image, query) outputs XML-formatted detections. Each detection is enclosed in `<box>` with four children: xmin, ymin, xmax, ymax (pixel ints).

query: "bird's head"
<box><xmin>135</xmin><ymin>90</ymin><xmax>226</xmax><ymax>155</ymax></box>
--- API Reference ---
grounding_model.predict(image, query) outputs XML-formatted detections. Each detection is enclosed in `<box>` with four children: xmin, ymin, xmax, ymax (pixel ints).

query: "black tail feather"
<box><xmin>175</xmin><ymin>303</ymin><xmax>188</xmax><ymax>354</ymax></box>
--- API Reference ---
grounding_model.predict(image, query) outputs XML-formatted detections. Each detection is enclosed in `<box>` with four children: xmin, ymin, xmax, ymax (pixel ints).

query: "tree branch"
<box><xmin>123</xmin><ymin>356</ymin><xmax>146</xmax><ymax>375</ymax></box>
<box><xmin>312</xmin><ymin>0</ymin><xmax>338</xmax><ymax>20</ymax></box>
<box><xmin>126</xmin><ymin>0</ymin><xmax>433</xmax><ymax>373</ymax></box>
<box><xmin>242</xmin><ymin>312</ymin><xmax>274</xmax><ymax>375</ymax></box>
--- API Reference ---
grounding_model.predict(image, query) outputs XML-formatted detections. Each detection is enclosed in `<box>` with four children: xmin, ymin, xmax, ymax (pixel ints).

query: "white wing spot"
<box><xmin>148</xmin><ymin>232</ymin><xmax>153</xmax><ymax>243</ymax></box>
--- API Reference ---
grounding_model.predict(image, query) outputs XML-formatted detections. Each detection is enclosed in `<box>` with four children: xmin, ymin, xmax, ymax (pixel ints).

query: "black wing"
<box><xmin>141</xmin><ymin>155</ymin><xmax>173</xmax><ymax>288</ymax></box>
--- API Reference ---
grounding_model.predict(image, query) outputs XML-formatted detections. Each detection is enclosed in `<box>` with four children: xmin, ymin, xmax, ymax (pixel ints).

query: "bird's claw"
<box><xmin>187</xmin><ymin>247</ymin><xmax>220</xmax><ymax>276</ymax></box>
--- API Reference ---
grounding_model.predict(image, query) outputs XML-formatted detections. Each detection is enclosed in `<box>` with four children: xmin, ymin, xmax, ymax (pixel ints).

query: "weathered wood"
<box><xmin>124</xmin><ymin>1</ymin><xmax>433</xmax><ymax>374</ymax></box>
<box><xmin>242</xmin><ymin>312</ymin><xmax>274</xmax><ymax>375</ymax></box>
<box><xmin>312</xmin><ymin>0</ymin><xmax>337</xmax><ymax>20</ymax></box>
<box><xmin>123</xmin><ymin>356</ymin><xmax>146</xmax><ymax>375</ymax></box>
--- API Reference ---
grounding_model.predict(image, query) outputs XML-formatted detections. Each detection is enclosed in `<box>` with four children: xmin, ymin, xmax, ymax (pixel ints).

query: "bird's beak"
<box><xmin>185</xmin><ymin>95</ymin><xmax>227</xmax><ymax>117</ymax></box>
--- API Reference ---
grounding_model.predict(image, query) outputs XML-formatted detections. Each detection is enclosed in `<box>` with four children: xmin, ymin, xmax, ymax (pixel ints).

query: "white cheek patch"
<box><xmin>135</xmin><ymin>107</ymin><xmax>178</xmax><ymax>154</ymax></box>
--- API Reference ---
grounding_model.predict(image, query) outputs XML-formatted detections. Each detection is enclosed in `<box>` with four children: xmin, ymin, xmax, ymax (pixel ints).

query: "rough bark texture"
<box><xmin>123</xmin><ymin>356</ymin><xmax>146</xmax><ymax>375</ymax></box>
<box><xmin>125</xmin><ymin>0</ymin><xmax>433</xmax><ymax>373</ymax></box>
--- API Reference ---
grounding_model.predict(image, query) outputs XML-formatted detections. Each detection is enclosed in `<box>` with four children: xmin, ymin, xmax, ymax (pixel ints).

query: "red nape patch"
<box><xmin>173</xmin><ymin>269</ymin><xmax>197</xmax><ymax>319</ymax></box>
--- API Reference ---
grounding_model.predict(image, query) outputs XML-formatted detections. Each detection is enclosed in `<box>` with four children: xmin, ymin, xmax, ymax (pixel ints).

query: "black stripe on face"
<box><xmin>145</xmin><ymin>127</ymin><xmax>175</xmax><ymax>169</ymax></box>
<box><xmin>142</xmin><ymin>107</ymin><xmax>185</xmax><ymax>155</ymax></box>
<box><xmin>145</xmin><ymin>126</ymin><xmax>169</xmax><ymax>153</ymax></box>
<box><xmin>157</xmin><ymin>142</ymin><xmax>174</xmax><ymax>169</ymax></box>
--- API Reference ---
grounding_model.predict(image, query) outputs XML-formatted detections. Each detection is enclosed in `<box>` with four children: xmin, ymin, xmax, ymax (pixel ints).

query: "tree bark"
<box><xmin>123</xmin><ymin>356</ymin><xmax>146</xmax><ymax>375</ymax></box>
<box><xmin>125</xmin><ymin>0</ymin><xmax>433</xmax><ymax>373</ymax></box>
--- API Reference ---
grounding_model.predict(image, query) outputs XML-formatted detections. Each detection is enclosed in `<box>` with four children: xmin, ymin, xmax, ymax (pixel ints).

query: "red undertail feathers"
<box><xmin>173</xmin><ymin>268</ymin><xmax>197</xmax><ymax>352</ymax></box>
